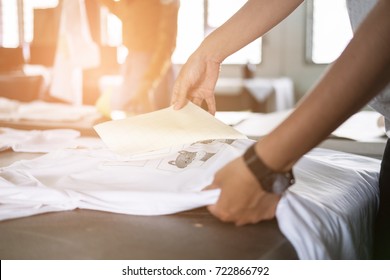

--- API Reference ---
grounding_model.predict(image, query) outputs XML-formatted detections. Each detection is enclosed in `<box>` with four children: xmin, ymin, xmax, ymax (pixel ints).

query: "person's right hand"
<box><xmin>171</xmin><ymin>52</ymin><xmax>221</xmax><ymax>115</ymax></box>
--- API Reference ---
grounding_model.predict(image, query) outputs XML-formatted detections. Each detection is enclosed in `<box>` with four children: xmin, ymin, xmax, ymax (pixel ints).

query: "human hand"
<box><xmin>205</xmin><ymin>156</ymin><xmax>281</xmax><ymax>226</ymax></box>
<box><xmin>171</xmin><ymin>53</ymin><xmax>221</xmax><ymax>115</ymax></box>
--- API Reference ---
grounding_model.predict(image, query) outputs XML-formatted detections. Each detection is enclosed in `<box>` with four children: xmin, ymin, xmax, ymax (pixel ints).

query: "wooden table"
<box><xmin>0</xmin><ymin>207</ymin><xmax>297</xmax><ymax>260</ymax></box>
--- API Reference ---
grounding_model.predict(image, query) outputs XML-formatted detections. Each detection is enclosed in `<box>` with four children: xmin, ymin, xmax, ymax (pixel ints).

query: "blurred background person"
<box><xmin>97</xmin><ymin>0</ymin><xmax>179</xmax><ymax>117</ymax></box>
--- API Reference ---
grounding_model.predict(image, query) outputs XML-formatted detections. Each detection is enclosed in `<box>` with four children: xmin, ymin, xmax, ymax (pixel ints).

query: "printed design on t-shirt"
<box><xmin>168</xmin><ymin>150</ymin><xmax>215</xmax><ymax>169</ymax></box>
<box><xmin>100</xmin><ymin>139</ymin><xmax>236</xmax><ymax>171</ymax></box>
<box><xmin>158</xmin><ymin>139</ymin><xmax>235</xmax><ymax>171</ymax></box>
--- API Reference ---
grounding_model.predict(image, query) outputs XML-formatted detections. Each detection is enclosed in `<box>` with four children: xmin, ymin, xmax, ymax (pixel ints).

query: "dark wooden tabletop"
<box><xmin>0</xmin><ymin>207</ymin><xmax>297</xmax><ymax>260</ymax></box>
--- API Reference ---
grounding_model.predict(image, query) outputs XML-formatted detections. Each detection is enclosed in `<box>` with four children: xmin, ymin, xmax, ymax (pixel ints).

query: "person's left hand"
<box><xmin>205</xmin><ymin>156</ymin><xmax>281</xmax><ymax>226</ymax></box>
<box><xmin>126</xmin><ymin>81</ymin><xmax>155</xmax><ymax>114</ymax></box>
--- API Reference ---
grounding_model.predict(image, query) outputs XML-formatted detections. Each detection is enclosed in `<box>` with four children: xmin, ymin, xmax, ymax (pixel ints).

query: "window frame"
<box><xmin>305</xmin><ymin>0</ymin><xmax>353</xmax><ymax>65</ymax></box>
<box><xmin>0</xmin><ymin>0</ymin><xmax>59</xmax><ymax>48</ymax></box>
<box><xmin>305</xmin><ymin>0</ymin><xmax>316</xmax><ymax>64</ymax></box>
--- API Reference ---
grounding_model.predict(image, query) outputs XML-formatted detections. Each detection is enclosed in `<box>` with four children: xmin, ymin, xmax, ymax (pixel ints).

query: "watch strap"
<box><xmin>243</xmin><ymin>144</ymin><xmax>295</xmax><ymax>194</ymax></box>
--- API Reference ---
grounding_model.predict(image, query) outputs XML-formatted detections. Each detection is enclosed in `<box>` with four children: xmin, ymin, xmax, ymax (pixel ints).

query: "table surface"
<box><xmin>0</xmin><ymin>115</ymin><xmax>103</xmax><ymax>137</ymax></box>
<box><xmin>0</xmin><ymin>207</ymin><xmax>297</xmax><ymax>260</ymax></box>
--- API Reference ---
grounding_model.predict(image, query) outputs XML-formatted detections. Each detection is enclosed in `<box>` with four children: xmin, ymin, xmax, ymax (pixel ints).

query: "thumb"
<box><xmin>207</xmin><ymin>204</ymin><xmax>217</xmax><ymax>214</ymax></box>
<box><xmin>202</xmin><ymin>182</ymin><xmax>220</xmax><ymax>191</ymax></box>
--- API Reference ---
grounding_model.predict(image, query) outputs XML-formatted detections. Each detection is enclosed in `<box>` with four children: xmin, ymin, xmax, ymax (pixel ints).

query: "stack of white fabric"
<box><xmin>0</xmin><ymin>97</ymin><xmax>100</xmax><ymax>122</ymax></box>
<box><xmin>278</xmin><ymin>148</ymin><xmax>379</xmax><ymax>259</ymax></box>
<box><xmin>0</xmin><ymin>127</ymin><xmax>80</xmax><ymax>153</ymax></box>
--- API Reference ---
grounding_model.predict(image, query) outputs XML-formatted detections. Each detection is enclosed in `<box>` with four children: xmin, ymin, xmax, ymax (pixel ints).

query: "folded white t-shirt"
<box><xmin>0</xmin><ymin>127</ymin><xmax>81</xmax><ymax>153</ymax></box>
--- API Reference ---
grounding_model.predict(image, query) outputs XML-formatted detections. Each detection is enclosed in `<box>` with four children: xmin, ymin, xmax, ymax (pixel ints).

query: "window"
<box><xmin>306</xmin><ymin>0</ymin><xmax>353</xmax><ymax>64</ymax></box>
<box><xmin>0</xmin><ymin>0</ymin><xmax>22</xmax><ymax>47</ymax></box>
<box><xmin>0</xmin><ymin>0</ymin><xmax>58</xmax><ymax>47</ymax></box>
<box><xmin>172</xmin><ymin>0</ymin><xmax>261</xmax><ymax>65</ymax></box>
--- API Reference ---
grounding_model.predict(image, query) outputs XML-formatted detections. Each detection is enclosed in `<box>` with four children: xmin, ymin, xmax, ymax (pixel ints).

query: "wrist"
<box><xmin>254</xmin><ymin>138</ymin><xmax>294</xmax><ymax>173</ymax></box>
<box><xmin>197</xmin><ymin>39</ymin><xmax>225</xmax><ymax>65</ymax></box>
<box><xmin>243</xmin><ymin>143</ymin><xmax>295</xmax><ymax>194</ymax></box>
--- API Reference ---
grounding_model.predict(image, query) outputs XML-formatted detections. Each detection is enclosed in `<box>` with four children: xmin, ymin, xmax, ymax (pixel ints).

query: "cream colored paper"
<box><xmin>94</xmin><ymin>102</ymin><xmax>247</xmax><ymax>155</ymax></box>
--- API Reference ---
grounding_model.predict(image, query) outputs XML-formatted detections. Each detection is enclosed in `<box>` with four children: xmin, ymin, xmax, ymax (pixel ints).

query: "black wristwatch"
<box><xmin>243</xmin><ymin>144</ymin><xmax>295</xmax><ymax>194</ymax></box>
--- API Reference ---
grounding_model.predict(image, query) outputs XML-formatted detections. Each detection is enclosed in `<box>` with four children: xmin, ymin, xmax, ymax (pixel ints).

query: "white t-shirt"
<box><xmin>347</xmin><ymin>0</ymin><xmax>390</xmax><ymax>138</ymax></box>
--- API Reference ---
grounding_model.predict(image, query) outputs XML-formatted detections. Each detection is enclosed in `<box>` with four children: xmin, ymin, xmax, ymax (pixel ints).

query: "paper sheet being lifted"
<box><xmin>94</xmin><ymin>102</ymin><xmax>247</xmax><ymax>156</ymax></box>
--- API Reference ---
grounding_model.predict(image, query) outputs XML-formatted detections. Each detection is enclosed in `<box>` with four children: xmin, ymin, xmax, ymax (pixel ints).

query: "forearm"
<box><xmin>256</xmin><ymin>0</ymin><xmax>390</xmax><ymax>172</ymax></box>
<box><xmin>198</xmin><ymin>0</ymin><xmax>303</xmax><ymax>63</ymax></box>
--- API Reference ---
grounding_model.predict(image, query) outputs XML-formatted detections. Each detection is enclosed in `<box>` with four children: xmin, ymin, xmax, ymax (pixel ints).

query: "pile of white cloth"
<box><xmin>0</xmin><ymin>127</ymin><xmax>80</xmax><ymax>153</ymax></box>
<box><xmin>0</xmin><ymin>97</ymin><xmax>100</xmax><ymax>122</ymax></box>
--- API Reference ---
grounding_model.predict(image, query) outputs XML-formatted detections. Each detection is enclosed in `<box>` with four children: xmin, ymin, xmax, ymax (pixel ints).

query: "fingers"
<box><xmin>202</xmin><ymin>182</ymin><xmax>219</xmax><ymax>191</ymax></box>
<box><xmin>207</xmin><ymin>204</ymin><xmax>234</xmax><ymax>223</ymax></box>
<box><xmin>207</xmin><ymin>189</ymin><xmax>281</xmax><ymax>226</ymax></box>
<box><xmin>192</xmin><ymin>97</ymin><xmax>203</xmax><ymax>107</ymax></box>
<box><xmin>207</xmin><ymin>204</ymin><xmax>250</xmax><ymax>226</ymax></box>
<box><xmin>172</xmin><ymin>96</ymin><xmax>187</xmax><ymax>110</ymax></box>
<box><xmin>171</xmin><ymin>80</ymin><xmax>188</xmax><ymax>110</ymax></box>
<box><xmin>205</xmin><ymin>96</ymin><xmax>217</xmax><ymax>115</ymax></box>
<box><xmin>188</xmin><ymin>94</ymin><xmax>216</xmax><ymax>114</ymax></box>
<box><xmin>208</xmin><ymin>204</ymin><xmax>262</xmax><ymax>226</ymax></box>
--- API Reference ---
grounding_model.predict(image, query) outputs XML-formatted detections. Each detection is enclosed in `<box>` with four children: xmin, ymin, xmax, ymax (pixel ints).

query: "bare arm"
<box><xmin>171</xmin><ymin>0</ymin><xmax>303</xmax><ymax>114</ymax></box>
<box><xmin>200</xmin><ymin>0</ymin><xmax>304</xmax><ymax>63</ymax></box>
<box><xmin>256</xmin><ymin>0</ymin><xmax>390</xmax><ymax>172</ymax></box>
<box><xmin>206</xmin><ymin>0</ymin><xmax>390</xmax><ymax>225</ymax></box>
